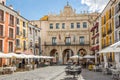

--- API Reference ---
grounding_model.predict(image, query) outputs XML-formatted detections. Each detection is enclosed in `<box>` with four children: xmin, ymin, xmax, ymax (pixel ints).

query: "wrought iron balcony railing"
<box><xmin>44</xmin><ymin>41</ymin><xmax>90</xmax><ymax>46</ymax></box>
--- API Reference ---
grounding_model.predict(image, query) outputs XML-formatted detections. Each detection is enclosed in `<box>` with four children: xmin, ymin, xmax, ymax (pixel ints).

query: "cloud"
<box><xmin>81</xmin><ymin>0</ymin><xmax>109</xmax><ymax>12</ymax></box>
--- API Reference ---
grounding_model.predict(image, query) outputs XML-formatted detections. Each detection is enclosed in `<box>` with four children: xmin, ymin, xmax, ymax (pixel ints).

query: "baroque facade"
<box><xmin>31</xmin><ymin>4</ymin><xmax>98</xmax><ymax>64</ymax></box>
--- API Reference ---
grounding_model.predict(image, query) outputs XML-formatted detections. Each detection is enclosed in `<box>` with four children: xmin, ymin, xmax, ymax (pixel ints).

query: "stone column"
<box><xmin>115</xmin><ymin>53</ymin><xmax>120</xmax><ymax>68</ymax></box>
<box><xmin>58</xmin><ymin>47</ymin><xmax>63</xmax><ymax>64</ymax></box>
<box><xmin>95</xmin><ymin>53</ymin><xmax>97</xmax><ymax>64</ymax></box>
<box><xmin>103</xmin><ymin>53</ymin><xmax>108</xmax><ymax>68</ymax></box>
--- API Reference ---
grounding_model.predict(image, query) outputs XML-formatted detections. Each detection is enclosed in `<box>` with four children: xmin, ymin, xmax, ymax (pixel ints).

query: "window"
<box><xmin>9</xmin><ymin>14</ymin><xmax>14</xmax><ymax>26</ymax></box>
<box><xmin>119</xmin><ymin>31</ymin><xmax>120</xmax><ymax>41</ymax></box>
<box><xmin>23</xmin><ymin>29</ymin><xmax>26</xmax><ymax>37</ymax></box>
<box><xmin>93</xmin><ymin>30</ymin><xmax>95</xmax><ymax>36</ymax></box>
<box><xmin>9</xmin><ymin>28</ymin><xmax>13</xmax><ymax>38</ymax></box>
<box><xmin>23</xmin><ymin>41</ymin><xmax>26</xmax><ymax>50</ymax></box>
<box><xmin>0</xmin><ymin>40</ymin><xmax>2</xmax><ymax>51</ymax></box>
<box><xmin>104</xmin><ymin>16</ymin><xmax>106</xmax><ymax>24</ymax></box>
<box><xmin>110</xmin><ymin>36</ymin><xmax>112</xmax><ymax>45</ymax></box>
<box><xmin>16</xmin><ymin>27</ymin><xmax>19</xmax><ymax>35</ymax></box>
<box><xmin>50</xmin><ymin>23</ymin><xmax>53</xmax><ymax>29</ymax></box>
<box><xmin>52</xmin><ymin>37</ymin><xmax>56</xmax><ymax>45</ymax></box>
<box><xmin>104</xmin><ymin>39</ymin><xmax>106</xmax><ymax>47</ymax></box>
<box><xmin>65</xmin><ymin>37</ymin><xmax>71</xmax><ymax>45</ymax></box>
<box><xmin>96</xmin><ymin>37</ymin><xmax>99</xmax><ymax>43</ymax></box>
<box><xmin>62</xmin><ymin>23</ymin><xmax>65</xmax><ymax>29</ymax></box>
<box><xmin>16</xmin><ymin>39</ymin><xmax>20</xmax><ymax>47</ymax></box>
<box><xmin>77</xmin><ymin>23</ymin><xmax>80</xmax><ymax>28</ymax></box>
<box><xmin>115</xmin><ymin>2</ymin><xmax>120</xmax><ymax>14</ymax></box>
<box><xmin>83</xmin><ymin>22</ymin><xmax>87</xmax><ymax>28</ymax></box>
<box><xmin>115</xmin><ymin>15</ymin><xmax>120</xmax><ymax>28</ymax></box>
<box><xmin>35</xmin><ymin>30</ymin><xmax>37</xmax><ymax>36</ymax></box>
<box><xmin>29</xmin><ymin>27</ymin><xmax>32</xmax><ymax>34</ymax></box>
<box><xmin>56</xmin><ymin>23</ymin><xmax>59</xmax><ymax>29</ymax></box>
<box><xmin>9</xmin><ymin>42</ymin><xmax>13</xmax><ymax>52</ymax></box>
<box><xmin>119</xmin><ymin>15</ymin><xmax>120</xmax><ymax>26</ymax></box>
<box><xmin>0</xmin><ymin>9</ymin><xmax>4</xmax><ymax>22</ymax></box>
<box><xmin>71</xmin><ymin>23</ymin><xmax>74</xmax><ymax>29</ymax></box>
<box><xmin>30</xmin><ymin>42</ymin><xmax>32</xmax><ymax>47</ymax></box>
<box><xmin>16</xmin><ymin>18</ymin><xmax>19</xmax><ymax>24</ymax></box>
<box><xmin>96</xmin><ymin>27</ymin><xmax>98</xmax><ymax>33</ymax></box>
<box><xmin>80</xmin><ymin>36</ymin><xmax>84</xmax><ymax>44</ymax></box>
<box><xmin>0</xmin><ymin>25</ymin><xmax>3</xmax><ymax>36</ymax></box>
<box><xmin>93</xmin><ymin>39</ymin><xmax>95</xmax><ymax>45</ymax></box>
<box><xmin>109</xmin><ymin>9</ymin><xmax>111</xmax><ymax>19</ymax></box>
<box><xmin>23</xmin><ymin>22</ymin><xmax>25</xmax><ymax>27</ymax></box>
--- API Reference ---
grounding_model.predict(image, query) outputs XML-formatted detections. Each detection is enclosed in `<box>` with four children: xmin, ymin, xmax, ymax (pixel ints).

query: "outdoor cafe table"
<box><xmin>65</xmin><ymin>66</ymin><xmax>81</xmax><ymax>78</ymax></box>
<box><xmin>68</xmin><ymin>69</ymin><xmax>79</xmax><ymax>78</ymax></box>
<box><xmin>3</xmin><ymin>67</ymin><xmax>16</xmax><ymax>73</ymax></box>
<box><xmin>110</xmin><ymin>68</ymin><xmax>120</xmax><ymax>79</ymax></box>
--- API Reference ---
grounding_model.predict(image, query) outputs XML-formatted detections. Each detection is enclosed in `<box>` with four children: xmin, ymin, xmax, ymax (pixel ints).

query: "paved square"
<box><xmin>0</xmin><ymin>66</ymin><xmax>113</xmax><ymax>80</ymax></box>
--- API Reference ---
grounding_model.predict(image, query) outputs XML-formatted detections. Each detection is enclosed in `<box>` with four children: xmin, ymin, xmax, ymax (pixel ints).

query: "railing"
<box><xmin>45</xmin><ymin>41</ymin><xmax>90</xmax><ymax>46</ymax></box>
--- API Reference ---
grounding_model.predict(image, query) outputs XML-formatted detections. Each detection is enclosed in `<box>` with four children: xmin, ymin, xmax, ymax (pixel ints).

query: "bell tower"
<box><xmin>0</xmin><ymin>0</ymin><xmax>6</xmax><ymax>5</ymax></box>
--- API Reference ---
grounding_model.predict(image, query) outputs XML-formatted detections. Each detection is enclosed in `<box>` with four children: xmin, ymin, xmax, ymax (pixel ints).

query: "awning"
<box><xmin>0</xmin><ymin>52</ymin><xmax>12</xmax><ymax>58</ymax></box>
<box><xmin>90</xmin><ymin>22</ymin><xmax>99</xmax><ymax>32</ymax></box>
<box><xmin>70</xmin><ymin>55</ymin><xmax>83</xmax><ymax>59</ymax></box>
<box><xmin>83</xmin><ymin>55</ymin><xmax>95</xmax><ymax>58</ymax></box>
<box><xmin>98</xmin><ymin>41</ymin><xmax>120</xmax><ymax>53</ymax></box>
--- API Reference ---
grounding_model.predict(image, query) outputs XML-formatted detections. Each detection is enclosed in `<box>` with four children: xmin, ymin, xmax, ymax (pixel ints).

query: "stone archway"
<box><xmin>62</xmin><ymin>49</ymin><xmax>74</xmax><ymax>64</ymax></box>
<box><xmin>50</xmin><ymin>49</ymin><xmax>59</xmax><ymax>64</ymax></box>
<box><xmin>77</xmin><ymin>48</ymin><xmax>87</xmax><ymax>57</ymax></box>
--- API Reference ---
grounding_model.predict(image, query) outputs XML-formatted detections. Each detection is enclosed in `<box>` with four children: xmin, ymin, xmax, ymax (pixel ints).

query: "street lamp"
<box><xmin>77</xmin><ymin>52</ymin><xmax>80</xmax><ymax>65</ymax></box>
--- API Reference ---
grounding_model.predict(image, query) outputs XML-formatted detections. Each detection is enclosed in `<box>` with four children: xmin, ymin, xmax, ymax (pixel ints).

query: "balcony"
<box><xmin>107</xmin><ymin>29</ymin><xmax>112</xmax><ymax>34</ymax></box>
<box><xmin>45</xmin><ymin>41</ymin><xmax>90</xmax><ymax>46</ymax></box>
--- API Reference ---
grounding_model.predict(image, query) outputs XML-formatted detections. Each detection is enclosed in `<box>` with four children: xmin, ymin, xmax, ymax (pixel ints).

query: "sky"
<box><xmin>6</xmin><ymin>0</ymin><xmax>109</xmax><ymax>20</ymax></box>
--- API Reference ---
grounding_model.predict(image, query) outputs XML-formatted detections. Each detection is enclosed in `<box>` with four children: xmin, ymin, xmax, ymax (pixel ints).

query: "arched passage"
<box><xmin>50</xmin><ymin>49</ymin><xmax>59</xmax><ymax>64</ymax></box>
<box><xmin>62</xmin><ymin>49</ymin><xmax>74</xmax><ymax>64</ymax></box>
<box><xmin>77</xmin><ymin>48</ymin><xmax>87</xmax><ymax>57</ymax></box>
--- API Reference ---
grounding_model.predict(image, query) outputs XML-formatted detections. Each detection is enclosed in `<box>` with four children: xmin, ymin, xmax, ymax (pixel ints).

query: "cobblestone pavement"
<box><xmin>0</xmin><ymin>66</ymin><xmax>113</xmax><ymax>80</ymax></box>
<box><xmin>55</xmin><ymin>69</ymin><xmax>113</xmax><ymax>80</ymax></box>
<box><xmin>0</xmin><ymin>66</ymin><xmax>65</xmax><ymax>80</ymax></box>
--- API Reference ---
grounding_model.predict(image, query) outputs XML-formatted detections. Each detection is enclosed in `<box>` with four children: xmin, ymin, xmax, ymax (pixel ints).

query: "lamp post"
<box><xmin>77</xmin><ymin>52</ymin><xmax>80</xmax><ymax>65</ymax></box>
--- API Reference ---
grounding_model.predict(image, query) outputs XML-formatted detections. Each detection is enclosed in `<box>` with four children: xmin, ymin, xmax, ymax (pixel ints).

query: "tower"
<box><xmin>0</xmin><ymin>0</ymin><xmax>6</xmax><ymax>5</ymax></box>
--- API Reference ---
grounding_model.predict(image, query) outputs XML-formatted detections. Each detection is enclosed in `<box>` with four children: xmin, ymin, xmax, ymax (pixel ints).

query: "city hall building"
<box><xmin>31</xmin><ymin>3</ymin><xmax>98</xmax><ymax>64</ymax></box>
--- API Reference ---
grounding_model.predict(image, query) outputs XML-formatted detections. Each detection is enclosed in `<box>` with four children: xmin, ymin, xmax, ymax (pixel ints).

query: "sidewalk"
<box><xmin>0</xmin><ymin>66</ymin><xmax>65</xmax><ymax>80</ymax></box>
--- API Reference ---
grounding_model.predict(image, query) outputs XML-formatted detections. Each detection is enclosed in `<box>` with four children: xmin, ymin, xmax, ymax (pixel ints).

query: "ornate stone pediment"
<box><xmin>60</xmin><ymin>3</ymin><xmax>76</xmax><ymax>16</ymax></box>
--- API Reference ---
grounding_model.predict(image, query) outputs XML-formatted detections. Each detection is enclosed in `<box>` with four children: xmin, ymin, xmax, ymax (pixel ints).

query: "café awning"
<box><xmin>98</xmin><ymin>41</ymin><xmax>120</xmax><ymax>53</ymax></box>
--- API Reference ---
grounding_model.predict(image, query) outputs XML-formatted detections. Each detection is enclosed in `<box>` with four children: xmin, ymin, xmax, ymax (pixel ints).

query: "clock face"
<box><xmin>78</xmin><ymin>49</ymin><xmax>86</xmax><ymax>56</ymax></box>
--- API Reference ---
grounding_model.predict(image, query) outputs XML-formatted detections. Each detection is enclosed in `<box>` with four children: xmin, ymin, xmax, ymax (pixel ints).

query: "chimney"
<box><xmin>9</xmin><ymin>5</ymin><xmax>13</xmax><ymax>9</ymax></box>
